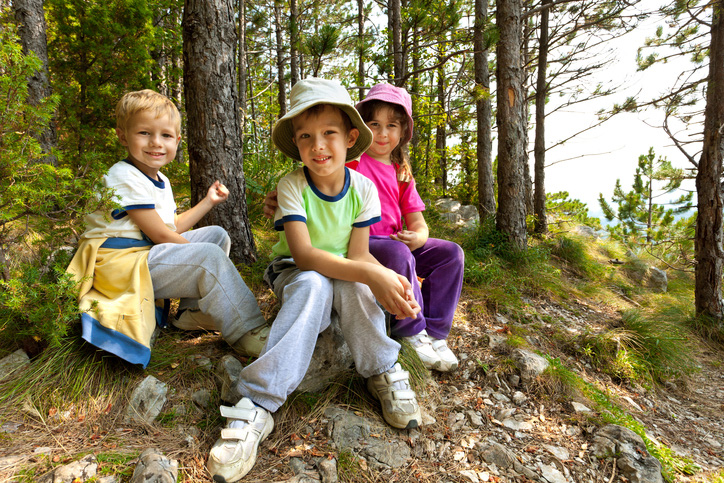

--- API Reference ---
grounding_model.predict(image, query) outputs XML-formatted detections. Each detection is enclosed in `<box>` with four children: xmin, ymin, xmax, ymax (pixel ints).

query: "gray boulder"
<box><xmin>591</xmin><ymin>424</ymin><xmax>663</xmax><ymax>483</ymax></box>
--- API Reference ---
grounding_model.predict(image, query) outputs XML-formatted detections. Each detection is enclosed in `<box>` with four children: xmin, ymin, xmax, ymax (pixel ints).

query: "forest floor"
<box><xmin>1</xmin><ymin>238</ymin><xmax>724</xmax><ymax>482</ymax></box>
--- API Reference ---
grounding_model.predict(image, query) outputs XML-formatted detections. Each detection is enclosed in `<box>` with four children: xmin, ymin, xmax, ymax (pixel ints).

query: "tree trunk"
<box><xmin>496</xmin><ymin>0</ymin><xmax>527</xmax><ymax>249</ymax></box>
<box><xmin>389</xmin><ymin>0</ymin><xmax>403</xmax><ymax>84</ymax></box>
<box><xmin>410</xmin><ymin>26</ymin><xmax>421</xmax><ymax>173</ymax></box>
<box><xmin>13</xmin><ymin>0</ymin><xmax>57</xmax><ymax>165</ymax></box>
<box><xmin>238</xmin><ymin>0</ymin><xmax>247</xmax><ymax>164</ymax></box>
<box><xmin>183</xmin><ymin>0</ymin><xmax>256</xmax><ymax>264</ymax></box>
<box><xmin>274</xmin><ymin>1</ymin><xmax>287</xmax><ymax>118</ymax></box>
<box><xmin>533</xmin><ymin>0</ymin><xmax>550</xmax><ymax>234</ymax></box>
<box><xmin>695</xmin><ymin>0</ymin><xmax>724</xmax><ymax>321</ymax></box>
<box><xmin>435</xmin><ymin>56</ymin><xmax>447</xmax><ymax>194</ymax></box>
<box><xmin>474</xmin><ymin>0</ymin><xmax>495</xmax><ymax>217</ymax></box>
<box><xmin>290</xmin><ymin>0</ymin><xmax>299</xmax><ymax>88</ymax></box>
<box><xmin>357</xmin><ymin>0</ymin><xmax>365</xmax><ymax>100</ymax></box>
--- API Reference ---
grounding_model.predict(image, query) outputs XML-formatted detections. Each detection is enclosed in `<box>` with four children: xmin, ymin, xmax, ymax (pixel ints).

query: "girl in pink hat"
<box><xmin>349</xmin><ymin>82</ymin><xmax>464</xmax><ymax>372</ymax></box>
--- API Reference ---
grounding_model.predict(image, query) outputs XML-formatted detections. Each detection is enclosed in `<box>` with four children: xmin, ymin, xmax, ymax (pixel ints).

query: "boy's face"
<box><xmin>292</xmin><ymin>105</ymin><xmax>359</xmax><ymax>188</ymax></box>
<box><xmin>116</xmin><ymin>110</ymin><xmax>181</xmax><ymax>179</ymax></box>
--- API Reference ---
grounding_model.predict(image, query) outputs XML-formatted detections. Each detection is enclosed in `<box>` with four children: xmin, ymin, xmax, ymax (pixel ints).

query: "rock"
<box><xmin>316</xmin><ymin>457</ymin><xmax>338</xmax><ymax>483</ymax></box>
<box><xmin>645</xmin><ymin>266</ymin><xmax>668</xmax><ymax>293</ymax></box>
<box><xmin>511</xmin><ymin>349</ymin><xmax>550</xmax><ymax>383</ymax></box>
<box><xmin>573</xmin><ymin>225</ymin><xmax>599</xmax><ymax>239</ymax></box>
<box><xmin>539</xmin><ymin>463</ymin><xmax>567</xmax><ymax>483</ymax></box>
<box><xmin>571</xmin><ymin>401</ymin><xmax>591</xmax><ymax>413</ymax></box>
<box><xmin>458</xmin><ymin>204</ymin><xmax>479</xmax><ymax>221</ymax></box>
<box><xmin>126</xmin><ymin>375</ymin><xmax>168</xmax><ymax>424</ymax></box>
<box><xmin>296</xmin><ymin>316</ymin><xmax>354</xmax><ymax>393</ymax></box>
<box><xmin>435</xmin><ymin>198</ymin><xmax>461</xmax><ymax>212</ymax></box>
<box><xmin>591</xmin><ymin>425</ymin><xmax>663</xmax><ymax>483</ymax></box>
<box><xmin>215</xmin><ymin>354</ymin><xmax>244</xmax><ymax>403</ymax></box>
<box><xmin>130</xmin><ymin>448</ymin><xmax>178</xmax><ymax>483</ymax></box>
<box><xmin>45</xmin><ymin>454</ymin><xmax>98</xmax><ymax>483</ymax></box>
<box><xmin>324</xmin><ymin>406</ymin><xmax>410</xmax><ymax>470</ymax></box>
<box><xmin>0</xmin><ymin>349</ymin><xmax>30</xmax><ymax>381</ymax></box>
<box><xmin>191</xmin><ymin>389</ymin><xmax>211</xmax><ymax>409</ymax></box>
<box><xmin>441</xmin><ymin>212</ymin><xmax>462</xmax><ymax>224</ymax></box>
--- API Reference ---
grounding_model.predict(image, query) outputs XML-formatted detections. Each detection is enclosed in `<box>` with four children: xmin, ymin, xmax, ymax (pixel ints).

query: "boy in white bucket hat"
<box><xmin>207</xmin><ymin>78</ymin><xmax>423</xmax><ymax>482</ymax></box>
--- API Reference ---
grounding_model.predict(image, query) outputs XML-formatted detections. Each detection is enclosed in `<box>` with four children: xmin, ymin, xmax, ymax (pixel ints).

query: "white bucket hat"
<box><xmin>272</xmin><ymin>78</ymin><xmax>373</xmax><ymax>161</ymax></box>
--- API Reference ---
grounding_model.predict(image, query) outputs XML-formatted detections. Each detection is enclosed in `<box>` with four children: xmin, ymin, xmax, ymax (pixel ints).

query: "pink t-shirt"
<box><xmin>347</xmin><ymin>153</ymin><xmax>426</xmax><ymax>236</ymax></box>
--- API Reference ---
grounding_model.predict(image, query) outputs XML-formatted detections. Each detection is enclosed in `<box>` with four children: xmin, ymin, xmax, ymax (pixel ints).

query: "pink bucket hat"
<box><xmin>356</xmin><ymin>83</ymin><xmax>414</xmax><ymax>143</ymax></box>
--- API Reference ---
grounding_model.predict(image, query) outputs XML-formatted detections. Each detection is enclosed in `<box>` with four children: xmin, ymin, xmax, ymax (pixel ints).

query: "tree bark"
<box><xmin>389</xmin><ymin>0</ymin><xmax>403</xmax><ymax>84</ymax></box>
<box><xmin>695</xmin><ymin>0</ymin><xmax>724</xmax><ymax>321</ymax></box>
<box><xmin>435</xmin><ymin>53</ymin><xmax>447</xmax><ymax>194</ymax></box>
<box><xmin>183</xmin><ymin>0</ymin><xmax>256</xmax><ymax>264</ymax></box>
<box><xmin>474</xmin><ymin>0</ymin><xmax>495</xmax><ymax>218</ymax></box>
<box><xmin>274</xmin><ymin>1</ymin><xmax>287</xmax><ymax>118</ymax></box>
<box><xmin>289</xmin><ymin>0</ymin><xmax>299</xmax><ymax>87</ymax></box>
<box><xmin>533</xmin><ymin>0</ymin><xmax>550</xmax><ymax>234</ymax></box>
<box><xmin>13</xmin><ymin>0</ymin><xmax>57</xmax><ymax>165</ymax></box>
<box><xmin>496</xmin><ymin>0</ymin><xmax>528</xmax><ymax>249</ymax></box>
<box><xmin>357</xmin><ymin>0</ymin><xmax>365</xmax><ymax>100</ymax></box>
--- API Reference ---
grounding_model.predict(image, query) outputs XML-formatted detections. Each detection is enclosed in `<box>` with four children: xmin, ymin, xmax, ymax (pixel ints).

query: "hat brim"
<box><xmin>272</xmin><ymin>102</ymin><xmax>372</xmax><ymax>162</ymax></box>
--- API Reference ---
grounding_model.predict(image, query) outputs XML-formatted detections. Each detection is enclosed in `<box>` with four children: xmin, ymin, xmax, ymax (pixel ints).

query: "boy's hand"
<box><xmin>390</xmin><ymin>230</ymin><xmax>425</xmax><ymax>252</ymax></box>
<box><xmin>207</xmin><ymin>180</ymin><xmax>229</xmax><ymax>205</ymax></box>
<box><xmin>368</xmin><ymin>266</ymin><xmax>420</xmax><ymax>320</ymax></box>
<box><xmin>263</xmin><ymin>190</ymin><xmax>278</xmax><ymax>219</ymax></box>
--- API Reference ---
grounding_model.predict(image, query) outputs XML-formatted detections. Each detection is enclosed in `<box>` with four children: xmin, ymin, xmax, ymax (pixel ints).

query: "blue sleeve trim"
<box><xmin>353</xmin><ymin>216</ymin><xmax>381</xmax><ymax>228</ymax></box>
<box><xmin>100</xmin><ymin>238</ymin><xmax>153</xmax><ymax>249</ymax></box>
<box><xmin>274</xmin><ymin>214</ymin><xmax>306</xmax><ymax>231</ymax></box>
<box><xmin>111</xmin><ymin>204</ymin><xmax>155</xmax><ymax>220</ymax></box>
<box><xmin>80</xmin><ymin>313</ymin><xmax>151</xmax><ymax>367</ymax></box>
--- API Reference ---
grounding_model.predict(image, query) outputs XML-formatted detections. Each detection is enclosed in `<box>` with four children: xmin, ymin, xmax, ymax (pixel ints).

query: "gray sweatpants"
<box><xmin>146</xmin><ymin>226</ymin><xmax>265</xmax><ymax>346</ymax></box>
<box><xmin>235</xmin><ymin>259</ymin><xmax>401</xmax><ymax>412</ymax></box>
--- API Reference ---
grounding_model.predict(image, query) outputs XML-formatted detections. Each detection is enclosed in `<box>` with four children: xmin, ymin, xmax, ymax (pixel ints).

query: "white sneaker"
<box><xmin>431</xmin><ymin>338</ymin><xmax>459</xmax><ymax>371</ymax></box>
<box><xmin>172</xmin><ymin>308</ymin><xmax>217</xmax><ymax>331</ymax></box>
<box><xmin>402</xmin><ymin>330</ymin><xmax>442</xmax><ymax>370</ymax></box>
<box><xmin>367</xmin><ymin>363</ymin><xmax>422</xmax><ymax>429</ymax></box>
<box><xmin>207</xmin><ymin>398</ymin><xmax>274</xmax><ymax>482</ymax></box>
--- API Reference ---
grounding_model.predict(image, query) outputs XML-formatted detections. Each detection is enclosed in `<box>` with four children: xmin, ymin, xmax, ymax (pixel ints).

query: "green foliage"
<box><xmin>0</xmin><ymin>26</ymin><xmax>111</xmax><ymax>275</ymax></box>
<box><xmin>0</xmin><ymin>26</ymin><xmax>115</xmax><ymax>349</ymax></box>
<box><xmin>0</xmin><ymin>250</ymin><xmax>80</xmax><ymax>350</ymax></box>
<box><xmin>549</xmin><ymin>235</ymin><xmax>606</xmax><ymax>279</ymax></box>
<box><xmin>463</xmin><ymin>217</ymin><xmax>563</xmax><ymax>316</ymax></box>
<box><xmin>573</xmin><ymin>309</ymin><xmax>695</xmax><ymax>384</ymax></box>
<box><xmin>598</xmin><ymin>148</ymin><xmax>694</xmax><ymax>267</ymax></box>
<box><xmin>46</xmin><ymin>0</ymin><xmax>162</xmax><ymax>159</ymax></box>
<box><xmin>546</xmin><ymin>191</ymin><xmax>602</xmax><ymax>230</ymax></box>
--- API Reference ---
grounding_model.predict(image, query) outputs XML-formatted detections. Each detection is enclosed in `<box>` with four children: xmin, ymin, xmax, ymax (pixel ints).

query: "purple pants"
<box><xmin>369</xmin><ymin>235</ymin><xmax>464</xmax><ymax>340</ymax></box>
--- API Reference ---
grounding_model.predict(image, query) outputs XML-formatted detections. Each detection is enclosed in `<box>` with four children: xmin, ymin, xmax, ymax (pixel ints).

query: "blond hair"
<box><xmin>115</xmin><ymin>89</ymin><xmax>181</xmax><ymax>135</ymax></box>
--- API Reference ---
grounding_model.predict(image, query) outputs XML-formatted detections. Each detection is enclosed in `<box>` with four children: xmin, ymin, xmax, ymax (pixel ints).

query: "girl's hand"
<box><xmin>367</xmin><ymin>266</ymin><xmax>420</xmax><ymax>319</ymax></box>
<box><xmin>390</xmin><ymin>230</ymin><xmax>425</xmax><ymax>251</ymax></box>
<box><xmin>207</xmin><ymin>180</ymin><xmax>230</xmax><ymax>205</ymax></box>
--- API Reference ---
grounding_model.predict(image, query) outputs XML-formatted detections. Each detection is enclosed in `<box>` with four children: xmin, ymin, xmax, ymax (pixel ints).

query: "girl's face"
<box><xmin>364</xmin><ymin>105</ymin><xmax>403</xmax><ymax>164</ymax></box>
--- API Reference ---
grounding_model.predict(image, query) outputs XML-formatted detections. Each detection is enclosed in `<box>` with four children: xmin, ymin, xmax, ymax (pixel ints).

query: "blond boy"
<box><xmin>72</xmin><ymin>89</ymin><xmax>268</xmax><ymax>366</ymax></box>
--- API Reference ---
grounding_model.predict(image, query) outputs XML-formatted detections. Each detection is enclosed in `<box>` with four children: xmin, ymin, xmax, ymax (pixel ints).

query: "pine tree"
<box><xmin>598</xmin><ymin>147</ymin><xmax>694</xmax><ymax>259</ymax></box>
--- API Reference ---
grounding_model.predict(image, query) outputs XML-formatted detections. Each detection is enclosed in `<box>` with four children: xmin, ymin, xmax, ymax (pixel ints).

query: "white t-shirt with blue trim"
<box><xmin>272</xmin><ymin>166</ymin><xmax>381</xmax><ymax>258</ymax></box>
<box><xmin>83</xmin><ymin>160</ymin><xmax>177</xmax><ymax>240</ymax></box>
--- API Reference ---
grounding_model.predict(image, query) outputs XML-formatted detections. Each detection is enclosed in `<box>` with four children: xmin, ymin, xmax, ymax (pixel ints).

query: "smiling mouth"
<box><xmin>314</xmin><ymin>156</ymin><xmax>331</xmax><ymax>163</ymax></box>
<box><xmin>146</xmin><ymin>152</ymin><xmax>165</xmax><ymax>157</ymax></box>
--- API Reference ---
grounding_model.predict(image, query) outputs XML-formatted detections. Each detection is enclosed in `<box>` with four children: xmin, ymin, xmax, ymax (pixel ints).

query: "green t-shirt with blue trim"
<box><xmin>272</xmin><ymin>166</ymin><xmax>381</xmax><ymax>258</ymax></box>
